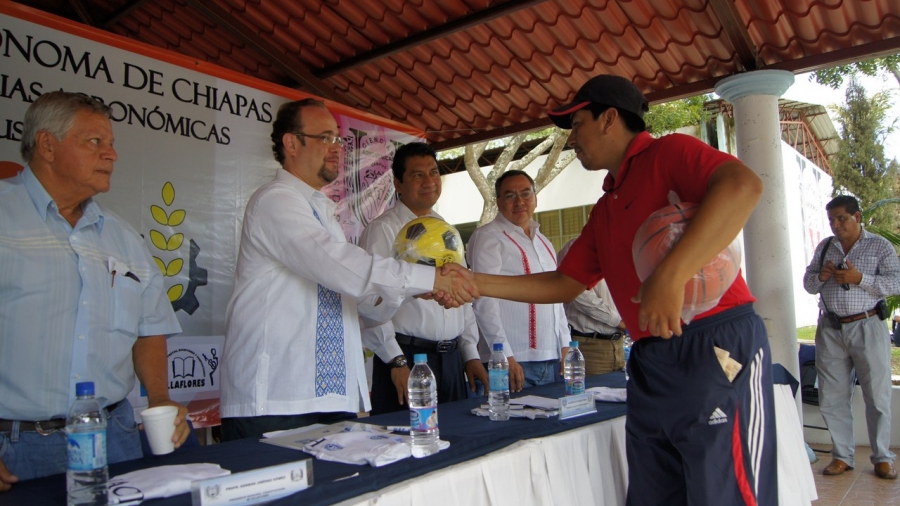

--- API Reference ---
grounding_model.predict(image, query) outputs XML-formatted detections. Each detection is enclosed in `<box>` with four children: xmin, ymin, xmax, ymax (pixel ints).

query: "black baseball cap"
<box><xmin>548</xmin><ymin>75</ymin><xmax>649</xmax><ymax>129</ymax></box>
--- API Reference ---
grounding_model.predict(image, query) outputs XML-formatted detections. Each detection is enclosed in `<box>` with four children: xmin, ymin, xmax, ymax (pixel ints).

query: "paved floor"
<box><xmin>810</xmin><ymin>444</ymin><xmax>900</xmax><ymax>505</ymax></box>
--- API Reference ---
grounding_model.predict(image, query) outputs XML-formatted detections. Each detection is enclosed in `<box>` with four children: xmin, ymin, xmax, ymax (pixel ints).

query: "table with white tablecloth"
<box><xmin>340</xmin><ymin>416</ymin><xmax>627</xmax><ymax>506</ymax></box>
<box><xmin>4</xmin><ymin>371</ymin><xmax>817</xmax><ymax>506</ymax></box>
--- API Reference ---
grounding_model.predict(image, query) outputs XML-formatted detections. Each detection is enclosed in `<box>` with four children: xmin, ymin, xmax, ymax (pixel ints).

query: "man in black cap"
<box><xmin>468</xmin><ymin>75</ymin><xmax>777</xmax><ymax>505</ymax></box>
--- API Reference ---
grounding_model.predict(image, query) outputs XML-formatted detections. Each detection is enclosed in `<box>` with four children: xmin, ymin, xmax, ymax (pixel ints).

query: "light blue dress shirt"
<box><xmin>0</xmin><ymin>167</ymin><xmax>181</xmax><ymax>420</ymax></box>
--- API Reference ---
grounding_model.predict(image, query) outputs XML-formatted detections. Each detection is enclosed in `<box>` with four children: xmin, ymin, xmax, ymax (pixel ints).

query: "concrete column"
<box><xmin>715</xmin><ymin>70</ymin><xmax>801</xmax><ymax>411</ymax></box>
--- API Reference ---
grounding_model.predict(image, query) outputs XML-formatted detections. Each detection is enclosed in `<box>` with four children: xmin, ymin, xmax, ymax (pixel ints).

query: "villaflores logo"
<box><xmin>167</xmin><ymin>347</ymin><xmax>218</xmax><ymax>389</ymax></box>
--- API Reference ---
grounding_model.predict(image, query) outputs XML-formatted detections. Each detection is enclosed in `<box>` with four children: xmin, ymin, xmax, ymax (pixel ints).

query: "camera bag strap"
<box><xmin>815</xmin><ymin>236</ymin><xmax>834</xmax><ymax>314</ymax></box>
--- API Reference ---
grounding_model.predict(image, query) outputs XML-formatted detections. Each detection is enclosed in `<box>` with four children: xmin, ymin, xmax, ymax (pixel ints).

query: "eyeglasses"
<box><xmin>500</xmin><ymin>190</ymin><xmax>535</xmax><ymax>202</ymax></box>
<box><xmin>293</xmin><ymin>132</ymin><xmax>344</xmax><ymax>146</ymax></box>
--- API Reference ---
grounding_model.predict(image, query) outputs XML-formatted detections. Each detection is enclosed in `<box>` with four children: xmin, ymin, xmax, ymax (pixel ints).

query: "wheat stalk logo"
<box><xmin>149</xmin><ymin>182</ymin><xmax>186</xmax><ymax>302</ymax></box>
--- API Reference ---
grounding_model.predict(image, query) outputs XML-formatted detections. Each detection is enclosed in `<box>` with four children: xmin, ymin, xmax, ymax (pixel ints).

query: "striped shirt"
<box><xmin>0</xmin><ymin>167</ymin><xmax>181</xmax><ymax>420</ymax></box>
<box><xmin>803</xmin><ymin>230</ymin><xmax>900</xmax><ymax>317</ymax></box>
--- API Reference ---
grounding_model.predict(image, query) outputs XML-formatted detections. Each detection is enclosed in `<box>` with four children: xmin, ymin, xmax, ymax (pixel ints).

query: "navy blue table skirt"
<box><xmin>2</xmin><ymin>373</ymin><xmax>627</xmax><ymax>505</ymax></box>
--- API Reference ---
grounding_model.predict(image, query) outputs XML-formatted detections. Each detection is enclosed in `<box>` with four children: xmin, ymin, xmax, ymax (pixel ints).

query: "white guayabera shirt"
<box><xmin>221</xmin><ymin>169</ymin><xmax>434</xmax><ymax>418</ymax></box>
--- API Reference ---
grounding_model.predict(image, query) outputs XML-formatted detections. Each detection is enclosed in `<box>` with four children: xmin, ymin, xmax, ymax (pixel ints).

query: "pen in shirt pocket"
<box><xmin>108</xmin><ymin>256</ymin><xmax>140</xmax><ymax>286</ymax></box>
<box><xmin>108</xmin><ymin>256</ymin><xmax>117</xmax><ymax>287</ymax></box>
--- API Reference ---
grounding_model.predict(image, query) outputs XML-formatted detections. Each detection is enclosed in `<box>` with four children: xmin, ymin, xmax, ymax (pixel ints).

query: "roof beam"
<box><xmin>67</xmin><ymin>0</ymin><xmax>95</xmax><ymax>26</ymax></box>
<box><xmin>317</xmin><ymin>0</ymin><xmax>548</xmax><ymax>78</ymax></box>
<box><xmin>183</xmin><ymin>0</ymin><xmax>348</xmax><ymax>104</ymax></box>
<box><xmin>707</xmin><ymin>0</ymin><xmax>758</xmax><ymax>71</ymax></box>
<box><xmin>102</xmin><ymin>0</ymin><xmax>153</xmax><ymax>29</ymax></box>
<box><xmin>766</xmin><ymin>36</ymin><xmax>900</xmax><ymax>75</ymax></box>
<box><xmin>430</xmin><ymin>118</ymin><xmax>551</xmax><ymax>152</ymax></box>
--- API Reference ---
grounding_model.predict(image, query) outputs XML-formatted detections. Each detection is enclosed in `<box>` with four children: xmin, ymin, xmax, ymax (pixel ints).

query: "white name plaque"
<box><xmin>192</xmin><ymin>459</ymin><xmax>313</xmax><ymax>505</ymax></box>
<box><xmin>558</xmin><ymin>393</ymin><xmax>597</xmax><ymax>420</ymax></box>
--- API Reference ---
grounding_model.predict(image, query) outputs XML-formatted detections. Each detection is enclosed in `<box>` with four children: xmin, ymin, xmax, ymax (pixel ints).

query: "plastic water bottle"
<box><xmin>488</xmin><ymin>343</ymin><xmax>510</xmax><ymax>421</ymax></box>
<box><xmin>564</xmin><ymin>341</ymin><xmax>586</xmax><ymax>396</ymax></box>
<box><xmin>623</xmin><ymin>334</ymin><xmax>633</xmax><ymax>380</ymax></box>
<box><xmin>66</xmin><ymin>382</ymin><xmax>108</xmax><ymax>506</ymax></box>
<box><xmin>408</xmin><ymin>354</ymin><xmax>439</xmax><ymax>458</ymax></box>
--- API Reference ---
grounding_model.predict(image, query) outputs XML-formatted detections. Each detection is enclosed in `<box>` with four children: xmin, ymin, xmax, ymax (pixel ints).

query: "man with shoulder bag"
<box><xmin>803</xmin><ymin>195</ymin><xmax>900</xmax><ymax>480</ymax></box>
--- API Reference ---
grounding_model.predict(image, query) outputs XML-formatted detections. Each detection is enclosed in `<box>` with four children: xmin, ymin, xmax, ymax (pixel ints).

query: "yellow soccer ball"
<box><xmin>392</xmin><ymin>217</ymin><xmax>464</xmax><ymax>267</ymax></box>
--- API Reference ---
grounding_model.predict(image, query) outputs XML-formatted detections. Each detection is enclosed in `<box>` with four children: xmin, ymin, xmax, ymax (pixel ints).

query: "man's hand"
<box><xmin>133</xmin><ymin>336</ymin><xmax>190</xmax><ymax>448</ymax></box>
<box><xmin>431</xmin><ymin>263</ymin><xmax>479</xmax><ymax>308</ymax></box>
<box><xmin>507</xmin><ymin>356</ymin><xmax>525</xmax><ymax>392</ymax></box>
<box><xmin>632</xmin><ymin>272</ymin><xmax>684</xmax><ymax>338</ymax></box>
<box><xmin>143</xmin><ymin>399</ymin><xmax>190</xmax><ymax>449</ymax></box>
<box><xmin>558</xmin><ymin>346</ymin><xmax>570</xmax><ymax>377</ymax></box>
<box><xmin>0</xmin><ymin>458</ymin><xmax>19</xmax><ymax>492</ymax></box>
<box><xmin>832</xmin><ymin>259</ymin><xmax>863</xmax><ymax>286</ymax></box>
<box><xmin>390</xmin><ymin>366</ymin><xmax>411</xmax><ymax>405</ymax></box>
<box><xmin>629</xmin><ymin>161</ymin><xmax>761</xmax><ymax>339</ymax></box>
<box><xmin>819</xmin><ymin>260</ymin><xmax>837</xmax><ymax>282</ymax></box>
<box><xmin>465</xmin><ymin>359</ymin><xmax>489</xmax><ymax>395</ymax></box>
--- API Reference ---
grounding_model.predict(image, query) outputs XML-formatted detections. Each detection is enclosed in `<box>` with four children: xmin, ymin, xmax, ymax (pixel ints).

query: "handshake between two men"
<box><xmin>425</xmin><ymin>263</ymin><xmax>480</xmax><ymax>309</ymax></box>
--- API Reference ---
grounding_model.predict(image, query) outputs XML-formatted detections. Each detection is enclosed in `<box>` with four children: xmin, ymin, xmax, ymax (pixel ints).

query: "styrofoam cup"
<box><xmin>141</xmin><ymin>405</ymin><xmax>179</xmax><ymax>455</ymax></box>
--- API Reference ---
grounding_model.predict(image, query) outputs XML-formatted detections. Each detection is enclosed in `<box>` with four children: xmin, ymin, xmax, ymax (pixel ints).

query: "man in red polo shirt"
<box><xmin>470</xmin><ymin>75</ymin><xmax>777</xmax><ymax>505</ymax></box>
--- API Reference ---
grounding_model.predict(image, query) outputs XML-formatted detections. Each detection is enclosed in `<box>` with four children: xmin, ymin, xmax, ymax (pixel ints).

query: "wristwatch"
<box><xmin>388</xmin><ymin>355</ymin><xmax>408</xmax><ymax>369</ymax></box>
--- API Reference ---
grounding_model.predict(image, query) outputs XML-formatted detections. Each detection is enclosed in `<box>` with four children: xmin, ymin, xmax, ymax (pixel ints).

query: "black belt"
<box><xmin>0</xmin><ymin>400</ymin><xmax>122</xmax><ymax>434</ymax></box>
<box><xmin>838</xmin><ymin>308</ymin><xmax>878</xmax><ymax>324</ymax></box>
<box><xmin>395</xmin><ymin>333</ymin><xmax>459</xmax><ymax>353</ymax></box>
<box><xmin>571</xmin><ymin>329</ymin><xmax>624</xmax><ymax>341</ymax></box>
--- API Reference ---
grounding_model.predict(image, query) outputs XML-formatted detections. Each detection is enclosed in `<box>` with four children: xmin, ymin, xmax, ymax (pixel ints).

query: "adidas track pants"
<box><xmin>625</xmin><ymin>304</ymin><xmax>778</xmax><ymax>506</ymax></box>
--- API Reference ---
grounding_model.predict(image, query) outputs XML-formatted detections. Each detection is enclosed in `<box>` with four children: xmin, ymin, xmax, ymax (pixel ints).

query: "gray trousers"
<box><xmin>815</xmin><ymin>314</ymin><xmax>896</xmax><ymax>465</ymax></box>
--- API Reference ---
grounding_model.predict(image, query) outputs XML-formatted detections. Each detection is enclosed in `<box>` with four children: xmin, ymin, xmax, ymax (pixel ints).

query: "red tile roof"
<box><xmin>17</xmin><ymin>0</ymin><xmax>900</xmax><ymax>149</ymax></box>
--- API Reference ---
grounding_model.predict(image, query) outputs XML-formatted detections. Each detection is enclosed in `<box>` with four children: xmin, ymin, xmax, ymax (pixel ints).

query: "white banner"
<box><xmin>0</xmin><ymin>6</ymin><xmax>421</xmax><ymax>340</ymax></box>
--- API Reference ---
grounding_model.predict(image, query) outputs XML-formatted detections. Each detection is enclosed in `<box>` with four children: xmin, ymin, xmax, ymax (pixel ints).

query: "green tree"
<box><xmin>862</xmin><ymin>198</ymin><xmax>900</xmax><ymax>312</ymax></box>
<box><xmin>643</xmin><ymin>95</ymin><xmax>709</xmax><ymax>136</ymax></box>
<box><xmin>830</xmin><ymin>77</ymin><xmax>900</xmax><ymax>232</ymax></box>
<box><xmin>812</xmin><ymin>55</ymin><xmax>900</xmax><ymax>89</ymax></box>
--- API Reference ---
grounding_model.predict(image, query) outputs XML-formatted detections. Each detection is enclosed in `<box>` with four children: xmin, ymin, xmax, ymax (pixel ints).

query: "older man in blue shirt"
<box><xmin>0</xmin><ymin>92</ymin><xmax>187</xmax><ymax>489</ymax></box>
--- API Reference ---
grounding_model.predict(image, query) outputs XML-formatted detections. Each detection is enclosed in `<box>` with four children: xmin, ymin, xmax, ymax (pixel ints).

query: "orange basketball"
<box><xmin>632</xmin><ymin>202</ymin><xmax>742</xmax><ymax>319</ymax></box>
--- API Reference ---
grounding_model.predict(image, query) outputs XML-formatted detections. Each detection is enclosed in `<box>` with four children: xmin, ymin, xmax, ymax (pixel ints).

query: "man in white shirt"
<box><xmin>558</xmin><ymin>238</ymin><xmax>628</xmax><ymax>374</ymax></box>
<box><xmin>220</xmin><ymin>100</ymin><xmax>477</xmax><ymax>440</ymax></box>
<box><xmin>467</xmin><ymin>170</ymin><xmax>570</xmax><ymax>392</ymax></box>
<box><xmin>360</xmin><ymin>142</ymin><xmax>488</xmax><ymax>414</ymax></box>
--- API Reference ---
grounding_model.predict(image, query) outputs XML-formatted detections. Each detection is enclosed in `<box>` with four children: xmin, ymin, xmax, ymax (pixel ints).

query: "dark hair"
<box><xmin>271</xmin><ymin>98</ymin><xmax>326</xmax><ymax>164</ymax></box>
<box><xmin>494</xmin><ymin>170</ymin><xmax>535</xmax><ymax>197</ymax></box>
<box><xmin>826</xmin><ymin>195</ymin><xmax>860</xmax><ymax>215</ymax></box>
<box><xmin>584</xmin><ymin>103</ymin><xmax>646</xmax><ymax>133</ymax></box>
<box><xmin>392</xmin><ymin>142</ymin><xmax>437</xmax><ymax>182</ymax></box>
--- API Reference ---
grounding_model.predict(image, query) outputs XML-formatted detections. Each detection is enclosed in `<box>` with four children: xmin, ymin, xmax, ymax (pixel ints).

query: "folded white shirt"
<box><xmin>470</xmin><ymin>407</ymin><xmax>557</xmax><ymax>419</ymax></box>
<box><xmin>302</xmin><ymin>430</ymin><xmax>411</xmax><ymax>467</ymax></box>
<box><xmin>301</xmin><ymin>425</ymin><xmax>449</xmax><ymax>467</ymax></box>
<box><xmin>108</xmin><ymin>463</ymin><xmax>230</xmax><ymax>505</ymax></box>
